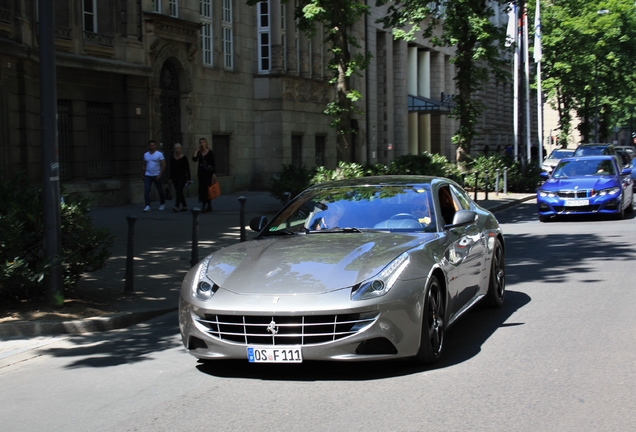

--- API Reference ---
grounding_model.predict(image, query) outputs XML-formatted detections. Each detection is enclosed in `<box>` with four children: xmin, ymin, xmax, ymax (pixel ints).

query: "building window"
<box><xmin>212</xmin><ymin>135</ymin><xmax>230</xmax><ymax>176</ymax></box>
<box><xmin>86</xmin><ymin>102</ymin><xmax>113</xmax><ymax>179</ymax></box>
<box><xmin>152</xmin><ymin>0</ymin><xmax>161</xmax><ymax>13</ymax></box>
<box><xmin>222</xmin><ymin>0</ymin><xmax>233</xmax><ymax>70</ymax></box>
<box><xmin>294</xmin><ymin>0</ymin><xmax>300</xmax><ymax>73</ymax></box>
<box><xmin>281</xmin><ymin>3</ymin><xmax>287</xmax><ymax>71</ymax></box>
<box><xmin>57</xmin><ymin>100</ymin><xmax>72</xmax><ymax>180</ymax></box>
<box><xmin>201</xmin><ymin>0</ymin><xmax>212</xmax><ymax>66</ymax></box>
<box><xmin>169</xmin><ymin>0</ymin><xmax>178</xmax><ymax>18</ymax></box>
<box><xmin>315</xmin><ymin>135</ymin><xmax>325</xmax><ymax>167</ymax></box>
<box><xmin>292</xmin><ymin>134</ymin><xmax>303</xmax><ymax>166</ymax></box>
<box><xmin>83</xmin><ymin>0</ymin><xmax>97</xmax><ymax>32</ymax></box>
<box><xmin>257</xmin><ymin>0</ymin><xmax>270</xmax><ymax>73</ymax></box>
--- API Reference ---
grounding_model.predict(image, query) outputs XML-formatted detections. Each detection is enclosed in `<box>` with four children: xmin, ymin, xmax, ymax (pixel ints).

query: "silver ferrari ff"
<box><xmin>179</xmin><ymin>176</ymin><xmax>505</xmax><ymax>364</ymax></box>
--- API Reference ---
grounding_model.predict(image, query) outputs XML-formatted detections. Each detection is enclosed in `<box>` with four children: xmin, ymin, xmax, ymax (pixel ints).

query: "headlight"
<box><xmin>538</xmin><ymin>190</ymin><xmax>557</xmax><ymax>198</ymax></box>
<box><xmin>351</xmin><ymin>253</ymin><xmax>410</xmax><ymax>301</ymax></box>
<box><xmin>595</xmin><ymin>187</ymin><xmax>620</xmax><ymax>196</ymax></box>
<box><xmin>191</xmin><ymin>255</ymin><xmax>219</xmax><ymax>301</ymax></box>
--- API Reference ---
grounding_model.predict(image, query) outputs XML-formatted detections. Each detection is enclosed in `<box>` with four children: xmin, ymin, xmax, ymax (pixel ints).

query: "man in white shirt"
<box><xmin>142</xmin><ymin>140</ymin><xmax>166</xmax><ymax>211</ymax></box>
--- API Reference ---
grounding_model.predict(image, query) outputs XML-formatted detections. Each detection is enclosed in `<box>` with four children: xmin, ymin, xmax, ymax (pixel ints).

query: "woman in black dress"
<box><xmin>192</xmin><ymin>137</ymin><xmax>216</xmax><ymax>212</ymax></box>
<box><xmin>168</xmin><ymin>143</ymin><xmax>191</xmax><ymax>212</ymax></box>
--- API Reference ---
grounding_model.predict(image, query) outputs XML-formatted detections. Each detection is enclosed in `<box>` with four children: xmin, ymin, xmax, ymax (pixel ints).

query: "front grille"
<box><xmin>554</xmin><ymin>205</ymin><xmax>600</xmax><ymax>213</ymax></box>
<box><xmin>556</xmin><ymin>190</ymin><xmax>592</xmax><ymax>199</ymax></box>
<box><xmin>195</xmin><ymin>313</ymin><xmax>377</xmax><ymax>346</ymax></box>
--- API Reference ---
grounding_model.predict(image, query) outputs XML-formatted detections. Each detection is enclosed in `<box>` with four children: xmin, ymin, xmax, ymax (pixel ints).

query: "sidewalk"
<box><xmin>0</xmin><ymin>190</ymin><xmax>535</xmax><ymax>340</ymax></box>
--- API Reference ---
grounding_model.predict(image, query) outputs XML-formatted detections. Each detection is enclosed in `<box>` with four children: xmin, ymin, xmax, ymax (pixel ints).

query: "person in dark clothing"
<box><xmin>192</xmin><ymin>137</ymin><xmax>216</xmax><ymax>213</ymax></box>
<box><xmin>168</xmin><ymin>143</ymin><xmax>191</xmax><ymax>212</ymax></box>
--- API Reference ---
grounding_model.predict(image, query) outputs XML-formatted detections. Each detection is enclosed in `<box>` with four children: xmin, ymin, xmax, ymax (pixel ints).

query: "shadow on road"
<box><xmin>36</xmin><ymin>312</ymin><xmax>181</xmax><ymax>368</ymax></box>
<box><xmin>194</xmin><ymin>290</ymin><xmax>530</xmax><ymax>381</ymax></box>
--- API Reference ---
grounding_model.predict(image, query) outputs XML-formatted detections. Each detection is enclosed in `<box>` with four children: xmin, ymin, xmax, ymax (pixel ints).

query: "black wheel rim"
<box><xmin>494</xmin><ymin>243</ymin><xmax>505</xmax><ymax>299</ymax></box>
<box><xmin>427</xmin><ymin>280</ymin><xmax>444</xmax><ymax>356</ymax></box>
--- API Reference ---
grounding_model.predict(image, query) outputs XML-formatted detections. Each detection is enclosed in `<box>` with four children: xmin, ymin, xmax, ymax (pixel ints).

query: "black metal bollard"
<box><xmin>503</xmin><ymin>168</ymin><xmax>508</xmax><ymax>194</ymax></box>
<box><xmin>282</xmin><ymin>191</ymin><xmax>291</xmax><ymax>207</ymax></box>
<box><xmin>495</xmin><ymin>169</ymin><xmax>501</xmax><ymax>196</ymax></box>
<box><xmin>190</xmin><ymin>207</ymin><xmax>201</xmax><ymax>268</ymax></box>
<box><xmin>238</xmin><ymin>196</ymin><xmax>247</xmax><ymax>242</ymax></box>
<box><xmin>474</xmin><ymin>172</ymin><xmax>479</xmax><ymax>201</ymax></box>
<box><xmin>124</xmin><ymin>215</ymin><xmax>137</xmax><ymax>294</ymax></box>
<box><xmin>461</xmin><ymin>173</ymin><xmax>466</xmax><ymax>188</ymax></box>
<box><xmin>484</xmin><ymin>170</ymin><xmax>489</xmax><ymax>200</ymax></box>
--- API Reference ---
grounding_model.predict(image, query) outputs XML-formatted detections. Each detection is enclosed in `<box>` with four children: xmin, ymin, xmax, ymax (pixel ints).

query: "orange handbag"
<box><xmin>207</xmin><ymin>181</ymin><xmax>221</xmax><ymax>200</ymax></box>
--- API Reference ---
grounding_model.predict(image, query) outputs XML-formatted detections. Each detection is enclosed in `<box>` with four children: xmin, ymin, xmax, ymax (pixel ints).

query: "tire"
<box><xmin>538</xmin><ymin>215</ymin><xmax>550</xmax><ymax>222</ymax></box>
<box><xmin>414</xmin><ymin>275</ymin><xmax>445</xmax><ymax>364</ymax></box>
<box><xmin>484</xmin><ymin>238</ymin><xmax>505</xmax><ymax>308</ymax></box>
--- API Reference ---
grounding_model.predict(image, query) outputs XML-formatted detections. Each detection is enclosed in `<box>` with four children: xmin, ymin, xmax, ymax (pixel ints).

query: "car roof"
<box><xmin>306</xmin><ymin>175</ymin><xmax>451</xmax><ymax>190</ymax></box>
<box><xmin>559</xmin><ymin>155</ymin><xmax>616</xmax><ymax>163</ymax></box>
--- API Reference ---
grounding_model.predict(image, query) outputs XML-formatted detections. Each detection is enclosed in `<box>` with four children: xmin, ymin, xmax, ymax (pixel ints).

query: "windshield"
<box><xmin>547</xmin><ymin>150</ymin><xmax>573</xmax><ymax>160</ymax></box>
<box><xmin>262</xmin><ymin>184</ymin><xmax>437</xmax><ymax>235</ymax></box>
<box><xmin>552</xmin><ymin>159</ymin><xmax>616</xmax><ymax>178</ymax></box>
<box><xmin>574</xmin><ymin>146</ymin><xmax>608</xmax><ymax>157</ymax></box>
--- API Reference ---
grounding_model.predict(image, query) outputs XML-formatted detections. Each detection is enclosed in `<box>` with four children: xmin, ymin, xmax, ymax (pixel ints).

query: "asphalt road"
<box><xmin>1</xmin><ymin>200</ymin><xmax>636</xmax><ymax>431</ymax></box>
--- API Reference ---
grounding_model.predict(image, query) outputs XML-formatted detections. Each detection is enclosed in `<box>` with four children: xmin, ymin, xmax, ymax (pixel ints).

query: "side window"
<box><xmin>438</xmin><ymin>186</ymin><xmax>457</xmax><ymax>226</ymax></box>
<box><xmin>449</xmin><ymin>184</ymin><xmax>471</xmax><ymax>210</ymax></box>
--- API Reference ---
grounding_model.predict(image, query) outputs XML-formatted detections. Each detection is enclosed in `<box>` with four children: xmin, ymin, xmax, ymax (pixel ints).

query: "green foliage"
<box><xmin>270</xmin><ymin>154</ymin><xmax>538</xmax><ymax>199</ymax></box>
<box><xmin>387</xmin><ymin>153</ymin><xmax>462</xmax><ymax>182</ymax></box>
<box><xmin>540</xmin><ymin>0</ymin><xmax>636</xmax><ymax>142</ymax></box>
<box><xmin>270</xmin><ymin>164</ymin><xmax>315</xmax><ymax>201</ymax></box>
<box><xmin>0</xmin><ymin>174</ymin><xmax>114</xmax><ymax>300</ymax></box>
<box><xmin>377</xmin><ymin>0</ymin><xmax>511</xmax><ymax>151</ymax></box>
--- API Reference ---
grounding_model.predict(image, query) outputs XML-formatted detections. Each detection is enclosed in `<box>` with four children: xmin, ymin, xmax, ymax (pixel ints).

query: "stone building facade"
<box><xmin>0</xmin><ymin>0</ymin><xmax>519</xmax><ymax>205</ymax></box>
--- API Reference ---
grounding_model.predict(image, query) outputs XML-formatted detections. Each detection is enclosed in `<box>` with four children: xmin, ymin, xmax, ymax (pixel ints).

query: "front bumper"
<box><xmin>178</xmin><ymin>280</ymin><xmax>426</xmax><ymax>362</ymax></box>
<box><xmin>537</xmin><ymin>194</ymin><xmax>624</xmax><ymax>216</ymax></box>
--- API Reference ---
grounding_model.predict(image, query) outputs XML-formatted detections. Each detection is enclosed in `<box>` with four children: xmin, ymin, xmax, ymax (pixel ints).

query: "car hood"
<box><xmin>204</xmin><ymin>233</ymin><xmax>437</xmax><ymax>295</ymax></box>
<box><xmin>542</xmin><ymin>176</ymin><xmax>619</xmax><ymax>191</ymax></box>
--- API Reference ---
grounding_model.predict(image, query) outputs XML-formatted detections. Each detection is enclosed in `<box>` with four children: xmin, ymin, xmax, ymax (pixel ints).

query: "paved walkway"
<box><xmin>0</xmin><ymin>190</ymin><xmax>535</xmax><ymax>343</ymax></box>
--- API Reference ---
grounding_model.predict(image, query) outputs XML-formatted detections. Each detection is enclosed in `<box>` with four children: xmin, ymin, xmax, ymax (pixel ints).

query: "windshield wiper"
<box><xmin>263</xmin><ymin>229</ymin><xmax>299</xmax><ymax>236</ymax></box>
<box><xmin>307</xmin><ymin>227</ymin><xmax>364</xmax><ymax>233</ymax></box>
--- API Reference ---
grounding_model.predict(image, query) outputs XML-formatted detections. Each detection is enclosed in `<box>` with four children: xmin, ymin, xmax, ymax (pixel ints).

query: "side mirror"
<box><xmin>539</xmin><ymin>171</ymin><xmax>550</xmax><ymax>180</ymax></box>
<box><xmin>621</xmin><ymin>168</ymin><xmax>632</xmax><ymax>176</ymax></box>
<box><xmin>249</xmin><ymin>216</ymin><xmax>268</xmax><ymax>232</ymax></box>
<box><xmin>444</xmin><ymin>210</ymin><xmax>477</xmax><ymax>229</ymax></box>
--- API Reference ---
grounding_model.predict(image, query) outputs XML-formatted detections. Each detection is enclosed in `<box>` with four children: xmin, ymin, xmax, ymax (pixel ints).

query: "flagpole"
<box><xmin>508</xmin><ymin>4</ymin><xmax>519</xmax><ymax>160</ymax></box>
<box><xmin>535</xmin><ymin>0</ymin><xmax>543</xmax><ymax>166</ymax></box>
<box><xmin>523</xmin><ymin>4</ymin><xmax>532</xmax><ymax>164</ymax></box>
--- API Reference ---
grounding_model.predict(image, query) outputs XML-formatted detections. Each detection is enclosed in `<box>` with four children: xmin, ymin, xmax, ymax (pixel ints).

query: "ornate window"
<box><xmin>222</xmin><ymin>0</ymin><xmax>233</xmax><ymax>70</ymax></box>
<box><xmin>257</xmin><ymin>0</ymin><xmax>270</xmax><ymax>73</ymax></box>
<box><xmin>201</xmin><ymin>0</ymin><xmax>212</xmax><ymax>66</ymax></box>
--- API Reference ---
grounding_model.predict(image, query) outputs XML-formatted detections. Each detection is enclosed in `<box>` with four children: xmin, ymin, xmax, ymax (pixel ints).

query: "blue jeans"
<box><xmin>144</xmin><ymin>175</ymin><xmax>165</xmax><ymax>206</ymax></box>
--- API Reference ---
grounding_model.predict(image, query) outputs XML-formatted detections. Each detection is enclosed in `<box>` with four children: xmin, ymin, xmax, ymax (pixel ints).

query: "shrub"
<box><xmin>269</xmin><ymin>152</ymin><xmax>538</xmax><ymax>199</ymax></box>
<box><xmin>389</xmin><ymin>153</ymin><xmax>463</xmax><ymax>182</ymax></box>
<box><xmin>270</xmin><ymin>164</ymin><xmax>314</xmax><ymax>201</ymax></box>
<box><xmin>0</xmin><ymin>174</ymin><xmax>114</xmax><ymax>300</ymax></box>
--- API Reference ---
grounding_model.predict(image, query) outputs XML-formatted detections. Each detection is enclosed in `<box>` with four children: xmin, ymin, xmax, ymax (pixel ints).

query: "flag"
<box><xmin>506</xmin><ymin>3</ymin><xmax>517</xmax><ymax>47</ymax></box>
<box><xmin>534</xmin><ymin>0</ymin><xmax>542</xmax><ymax>61</ymax></box>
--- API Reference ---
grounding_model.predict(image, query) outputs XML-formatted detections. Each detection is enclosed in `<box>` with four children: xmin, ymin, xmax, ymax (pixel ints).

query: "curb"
<box><xmin>0</xmin><ymin>308</ymin><xmax>177</xmax><ymax>338</ymax></box>
<box><xmin>488</xmin><ymin>195</ymin><xmax>536</xmax><ymax>213</ymax></box>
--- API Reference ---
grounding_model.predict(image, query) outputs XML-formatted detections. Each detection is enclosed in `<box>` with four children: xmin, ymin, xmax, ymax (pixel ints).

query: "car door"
<box><xmin>436</xmin><ymin>184</ymin><xmax>486</xmax><ymax>320</ymax></box>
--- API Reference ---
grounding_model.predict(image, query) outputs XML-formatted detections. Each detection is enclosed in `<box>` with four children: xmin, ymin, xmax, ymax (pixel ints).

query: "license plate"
<box><xmin>564</xmin><ymin>199</ymin><xmax>589</xmax><ymax>207</ymax></box>
<box><xmin>247</xmin><ymin>347</ymin><xmax>303</xmax><ymax>363</ymax></box>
